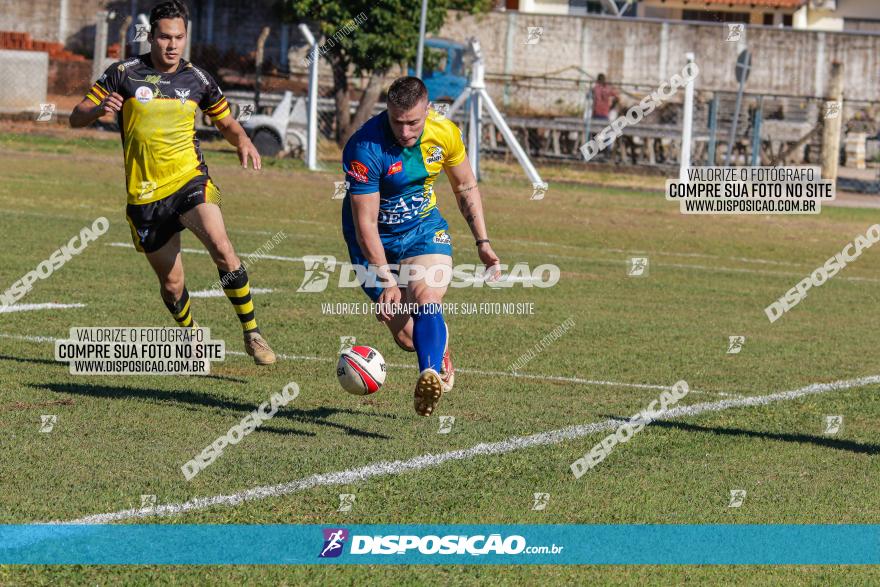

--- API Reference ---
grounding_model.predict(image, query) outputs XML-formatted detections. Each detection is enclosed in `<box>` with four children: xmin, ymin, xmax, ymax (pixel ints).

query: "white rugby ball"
<box><xmin>337</xmin><ymin>345</ymin><xmax>386</xmax><ymax>395</ymax></box>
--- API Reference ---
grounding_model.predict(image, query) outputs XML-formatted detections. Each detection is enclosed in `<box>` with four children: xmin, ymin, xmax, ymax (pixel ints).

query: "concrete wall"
<box><xmin>438</xmin><ymin>11</ymin><xmax>880</xmax><ymax>112</ymax></box>
<box><xmin>0</xmin><ymin>49</ymin><xmax>47</xmax><ymax>108</ymax></box>
<box><xmin>0</xmin><ymin>0</ymin><xmax>107</xmax><ymax>52</ymax></box>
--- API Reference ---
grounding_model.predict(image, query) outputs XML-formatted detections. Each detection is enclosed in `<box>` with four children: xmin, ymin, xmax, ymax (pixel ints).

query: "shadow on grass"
<box><xmin>600</xmin><ymin>415</ymin><xmax>880</xmax><ymax>456</ymax></box>
<box><xmin>0</xmin><ymin>354</ymin><xmax>248</xmax><ymax>384</ymax></box>
<box><xmin>32</xmin><ymin>382</ymin><xmax>392</xmax><ymax>439</ymax></box>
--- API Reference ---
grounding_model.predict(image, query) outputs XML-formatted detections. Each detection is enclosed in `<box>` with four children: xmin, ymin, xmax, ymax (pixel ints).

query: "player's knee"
<box><xmin>411</xmin><ymin>287</ymin><xmax>444</xmax><ymax>306</ymax></box>
<box><xmin>210</xmin><ymin>239</ymin><xmax>238</xmax><ymax>269</ymax></box>
<box><xmin>159</xmin><ymin>277</ymin><xmax>184</xmax><ymax>302</ymax></box>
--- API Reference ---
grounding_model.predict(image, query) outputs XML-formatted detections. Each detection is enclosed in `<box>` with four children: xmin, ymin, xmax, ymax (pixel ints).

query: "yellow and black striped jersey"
<box><xmin>85</xmin><ymin>54</ymin><xmax>231</xmax><ymax>205</ymax></box>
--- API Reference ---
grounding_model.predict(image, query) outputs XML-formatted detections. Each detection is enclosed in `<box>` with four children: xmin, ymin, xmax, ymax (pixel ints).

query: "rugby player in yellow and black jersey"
<box><xmin>69</xmin><ymin>0</ymin><xmax>275</xmax><ymax>364</ymax></box>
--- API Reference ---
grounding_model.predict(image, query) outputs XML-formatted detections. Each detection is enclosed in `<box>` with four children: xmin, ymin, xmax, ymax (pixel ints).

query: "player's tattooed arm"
<box><xmin>446</xmin><ymin>159</ymin><xmax>501</xmax><ymax>273</ymax></box>
<box><xmin>447</xmin><ymin>162</ymin><xmax>489</xmax><ymax>241</ymax></box>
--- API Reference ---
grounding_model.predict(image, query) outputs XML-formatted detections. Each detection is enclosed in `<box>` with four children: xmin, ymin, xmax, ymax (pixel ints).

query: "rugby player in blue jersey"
<box><xmin>341</xmin><ymin>77</ymin><xmax>500</xmax><ymax>416</ymax></box>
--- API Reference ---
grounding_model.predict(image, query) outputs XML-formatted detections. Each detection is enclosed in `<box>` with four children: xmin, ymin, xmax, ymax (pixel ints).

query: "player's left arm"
<box><xmin>198</xmin><ymin>68</ymin><xmax>261</xmax><ymax>170</ymax></box>
<box><xmin>214</xmin><ymin>115</ymin><xmax>261</xmax><ymax>170</ymax></box>
<box><xmin>445</xmin><ymin>160</ymin><xmax>500</xmax><ymax>273</ymax></box>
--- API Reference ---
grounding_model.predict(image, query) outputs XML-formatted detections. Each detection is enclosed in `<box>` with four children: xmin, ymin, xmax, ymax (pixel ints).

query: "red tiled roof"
<box><xmin>697</xmin><ymin>0</ymin><xmax>805</xmax><ymax>7</ymax></box>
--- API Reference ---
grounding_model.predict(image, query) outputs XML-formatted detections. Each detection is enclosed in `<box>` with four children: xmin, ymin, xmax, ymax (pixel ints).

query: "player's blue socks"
<box><xmin>412</xmin><ymin>303</ymin><xmax>446</xmax><ymax>373</ymax></box>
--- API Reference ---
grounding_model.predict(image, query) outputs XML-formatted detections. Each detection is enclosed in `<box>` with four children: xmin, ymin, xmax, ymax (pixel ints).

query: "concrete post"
<box><xmin>92</xmin><ymin>11</ymin><xmax>109</xmax><ymax>82</ymax></box>
<box><xmin>821</xmin><ymin>61</ymin><xmax>843</xmax><ymax>181</ymax></box>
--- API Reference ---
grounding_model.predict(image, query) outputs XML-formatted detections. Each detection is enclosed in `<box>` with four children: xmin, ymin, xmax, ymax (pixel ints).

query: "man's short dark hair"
<box><xmin>150</xmin><ymin>0</ymin><xmax>189</xmax><ymax>31</ymax></box>
<box><xmin>387</xmin><ymin>77</ymin><xmax>428</xmax><ymax>111</ymax></box>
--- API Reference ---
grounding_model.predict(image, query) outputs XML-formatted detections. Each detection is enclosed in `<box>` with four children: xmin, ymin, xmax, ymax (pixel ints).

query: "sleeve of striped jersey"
<box><xmin>443</xmin><ymin>121</ymin><xmax>467</xmax><ymax>167</ymax></box>
<box><xmin>85</xmin><ymin>65</ymin><xmax>119</xmax><ymax>106</ymax></box>
<box><xmin>198</xmin><ymin>72</ymin><xmax>230</xmax><ymax>122</ymax></box>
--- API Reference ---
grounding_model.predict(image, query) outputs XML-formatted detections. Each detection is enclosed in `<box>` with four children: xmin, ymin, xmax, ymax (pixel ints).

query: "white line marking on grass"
<box><xmin>506</xmin><ymin>239</ymin><xmax>813</xmax><ymax>269</ymax></box>
<box><xmin>547</xmin><ymin>254</ymin><xmax>880</xmax><ymax>284</ymax></box>
<box><xmin>0</xmin><ymin>333</ymin><xmax>58</xmax><ymax>343</ymax></box>
<box><xmin>107</xmin><ymin>243</ymin><xmax>322</xmax><ymax>265</ymax></box>
<box><xmin>501</xmin><ymin>239</ymin><xmax>879</xmax><ymax>283</ymax></box>
<box><xmin>189</xmin><ymin>288</ymin><xmax>276</xmax><ymax>298</ymax></box>
<box><xmin>55</xmin><ymin>375</ymin><xmax>880</xmax><ymax>524</ymax></box>
<box><xmin>0</xmin><ymin>303</ymin><xmax>85</xmax><ymax>314</ymax></box>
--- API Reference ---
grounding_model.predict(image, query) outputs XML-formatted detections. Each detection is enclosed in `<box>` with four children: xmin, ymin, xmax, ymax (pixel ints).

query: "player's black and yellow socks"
<box><xmin>164</xmin><ymin>288</ymin><xmax>195</xmax><ymax>327</ymax></box>
<box><xmin>219</xmin><ymin>265</ymin><xmax>259</xmax><ymax>334</ymax></box>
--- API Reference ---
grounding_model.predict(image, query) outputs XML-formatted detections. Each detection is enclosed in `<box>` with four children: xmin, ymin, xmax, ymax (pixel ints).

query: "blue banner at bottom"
<box><xmin>0</xmin><ymin>524</ymin><xmax>877</xmax><ymax>564</ymax></box>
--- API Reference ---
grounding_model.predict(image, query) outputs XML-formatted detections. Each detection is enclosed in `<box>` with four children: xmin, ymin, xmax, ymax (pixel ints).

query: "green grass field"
<box><xmin>0</xmin><ymin>129</ymin><xmax>878</xmax><ymax>585</ymax></box>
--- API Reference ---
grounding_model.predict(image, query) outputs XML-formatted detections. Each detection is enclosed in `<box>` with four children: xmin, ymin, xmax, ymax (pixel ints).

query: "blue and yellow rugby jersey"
<box><xmin>84</xmin><ymin>54</ymin><xmax>231</xmax><ymax>205</ymax></box>
<box><xmin>341</xmin><ymin>110</ymin><xmax>466</xmax><ymax>235</ymax></box>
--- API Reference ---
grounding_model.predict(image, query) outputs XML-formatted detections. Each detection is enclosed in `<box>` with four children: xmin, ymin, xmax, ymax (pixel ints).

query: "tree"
<box><xmin>279</xmin><ymin>0</ymin><xmax>491</xmax><ymax>146</ymax></box>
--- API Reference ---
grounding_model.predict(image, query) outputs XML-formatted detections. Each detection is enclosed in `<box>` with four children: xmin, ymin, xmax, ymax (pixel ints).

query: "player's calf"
<box><xmin>219</xmin><ymin>265</ymin><xmax>276</xmax><ymax>365</ymax></box>
<box><xmin>163</xmin><ymin>287</ymin><xmax>196</xmax><ymax>328</ymax></box>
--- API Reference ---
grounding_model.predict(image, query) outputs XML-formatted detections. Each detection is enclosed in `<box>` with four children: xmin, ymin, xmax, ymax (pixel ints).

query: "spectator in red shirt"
<box><xmin>591</xmin><ymin>74</ymin><xmax>619</xmax><ymax>120</ymax></box>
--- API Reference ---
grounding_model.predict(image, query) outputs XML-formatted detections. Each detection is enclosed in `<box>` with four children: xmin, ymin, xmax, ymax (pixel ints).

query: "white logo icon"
<box><xmin>135</xmin><ymin>86</ymin><xmax>154</xmax><ymax>104</ymax></box>
<box><xmin>628</xmin><ymin>257</ymin><xmax>649</xmax><ymax>277</ymax></box>
<box><xmin>726</xmin><ymin>24</ymin><xmax>744</xmax><ymax>42</ymax></box>
<box><xmin>137</xmin><ymin>180</ymin><xmax>157</xmax><ymax>201</ymax></box>
<box><xmin>297</xmin><ymin>255</ymin><xmax>336</xmax><ymax>293</ymax></box>
<box><xmin>438</xmin><ymin>416</ymin><xmax>456</xmax><ymax>434</ymax></box>
<box><xmin>333</xmin><ymin>181</ymin><xmax>349</xmax><ymax>200</ymax></box>
<box><xmin>39</xmin><ymin>415</ymin><xmax>57</xmax><ymax>433</ymax></box>
<box><xmin>525</xmin><ymin>27</ymin><xmax>544</xmax><ymax>45</ymax></box>
<box><xmin>338</xmin><ymin>493</ymin><xmax>356</xmax><ymax>512</ymax></box>
<box><xmin>431</xmin><ymin>102</ymin><xmax>450</xmax><ymax>120</ymax></box>
<box><xmin>140</xmin><ymin>494</ymin><xmax>157</xmax><ymax>510</ymax></box>
<box><xmin>532</xmin><ymin>492</ymin><xmax>550</xmax><ymax>510</ymax></box>
<box><xmin>338</xmin><ymin>336</ymin><xmax>356</xmax><ymax>354</ymax></box>
<box><xmin>530</xmin><ymin>182</ymin><xmax>548</xmax><ymax>201</ymax></box>
<box><xmin>824</xmin><ymin>415</ymin><xmax>843</xmax><ymax>435</ymax></box>
<box><xmin>728</xmin><ymin>489</ymin><xmax>746</xmax><ymax>508</ymax></box>
<box><xmin>823</xmin><ymin>101</ymin><xmax>841</xmax><ymax>119</ymax></box>
<box><xmin>174</xmin><ymin>88</ymin><xmax>190</xmax><ymax>104</ymax></box>
<box><xmin>36</xmin><ymin>103</ymin><xmax>56</xmax><ymax>122</ymax></box>
<box><xmin>727</xmin><ymin>336</ymin><xmax>745</xmax><ymax>354</ymax></box>
<box><xmin>238</xmin><ymin>103</ymin><xmax>255</xmax><ymax>122</ymax></box>
<box><xmin>133</xmin><ymin>24</ymin><xmax>150</xmax><ymax>42</ymax></box>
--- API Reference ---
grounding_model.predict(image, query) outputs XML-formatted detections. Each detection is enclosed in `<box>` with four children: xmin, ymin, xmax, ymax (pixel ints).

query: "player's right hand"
<box><xmin>477</xmin><ymin>242</ymin><xmax>502</xmax><ymax>282</ymax></box>
<box><xmin>100</xmin><ymin>92</ymin><xmax>124</xmax><ymax>117</ymax></box>
<box><xmin>377</xmin><ymin>285</ymin><xmax>402</xmax><ymax>322</ymax></box>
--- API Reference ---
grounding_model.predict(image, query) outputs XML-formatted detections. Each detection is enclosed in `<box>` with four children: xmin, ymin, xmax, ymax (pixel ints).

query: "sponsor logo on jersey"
<box><xmin>118</xmin><ymin>57</ymin><xmax>140</xmax><ymax>72</ymax></box>
<box><xmin>347</xmin><ymin>160</ymin><xmax>370</xmax><ymax>183</ymax></box>
<box><xmin>135</xmin><ymin>86</ymin><xmax>153</xmax><ymax>104</ymax></box>
<box><xmin>189</xmin><ymin>64</ymin><xmax>211</xmax><ymax>87</ymax></box>
<box><xmin>388</xmin><ymin>161</ymin><xmax>403</xmax><ymax>175</ymax></box>
<box><xmin>433</xmin><ymin>230</ymin><xmax>452</xmax><ymax>245</ymax></box>
<box><xmin>426</xmin><ymin>145</ymin><xmax>443</xmax><ymax>164</ymax></box>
